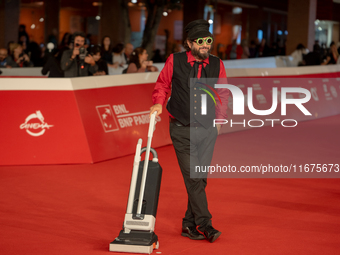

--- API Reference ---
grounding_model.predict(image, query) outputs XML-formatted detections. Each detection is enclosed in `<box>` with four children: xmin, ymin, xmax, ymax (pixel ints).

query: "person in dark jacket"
<box><xmin>41</xmin><ymin>51</ymin><xmax>64</xmax><ymax>77</ymax></box>
<box><xmin>100</xmin><ymin>35</ymin><xmax>113</xmax><ymax>65</ymax></box>
<box><xmin>90</xmin><ymin>45</ymin><xmax>108</xmax><ymax>75</ymax></box>
<box><xmin>321</xmin><ymin>41</ymin><xmax>339</xmax><ymax>65</ymax></box>
<box><xmin>303</xmin><ymin>44</ymin><xmax>322</xmax><ymax>66</ymax></box>
<box><xmin>60</xmin><ymin>31</ymin><xmax>98</xmax><ymax>77</ymax></box>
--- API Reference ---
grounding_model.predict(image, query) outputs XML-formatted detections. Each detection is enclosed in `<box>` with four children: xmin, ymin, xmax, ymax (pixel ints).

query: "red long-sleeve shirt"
<box><xmin>152</xmin><ymin>51</ymin><xmax>229</xmax><ymax>120</ymax></box>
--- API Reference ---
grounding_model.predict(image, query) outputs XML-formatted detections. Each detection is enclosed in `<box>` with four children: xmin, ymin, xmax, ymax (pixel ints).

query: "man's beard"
<box><xmin>191</xmin><ymin>46</ymin><xmax>211</xmax><ymax>60</ymax></box>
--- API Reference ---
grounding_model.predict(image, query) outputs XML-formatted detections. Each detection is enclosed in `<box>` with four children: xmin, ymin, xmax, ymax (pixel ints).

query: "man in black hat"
<box><xmin>150</xmin><ymin>19</ymin><xmax>229</xmax><ymax>243</ymax></box>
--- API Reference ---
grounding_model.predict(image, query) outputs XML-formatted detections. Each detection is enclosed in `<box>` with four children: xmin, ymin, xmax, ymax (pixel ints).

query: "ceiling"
<box><xmin>219</xmin><ymin>0</ymin><xmax>288</xmax><ymax>12</ymax></box>
<box><xmin>19</xmin><ymin>0</ymin><xmax>340</xmax><ymax>21</ymax></box>
<box><xmin>20</xmin><ymin>0</ymin><xmax>98</xmax><ymax>9</ymax></box>
<box><xmin>20</xmin><ymin>0</ymin><xmax>289</xmax><ymax>11</ymax></box>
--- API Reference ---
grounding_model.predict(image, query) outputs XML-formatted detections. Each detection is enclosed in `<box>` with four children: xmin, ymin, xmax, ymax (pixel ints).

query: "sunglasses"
<box><xmin>193</xmin><ymin>37</ymin><xmax>213</xmax><ymax>46</ymax></box>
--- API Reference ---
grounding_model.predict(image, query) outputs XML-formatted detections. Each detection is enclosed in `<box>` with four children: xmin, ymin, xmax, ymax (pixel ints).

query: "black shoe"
<box><xmin>197</xmin><ymin>225</ymin><xmax>221</xmax><ymax>243</ymax></box>
<box><xmin>181</xmin><ymin>226</ymin><xmax>205</xmax><ymax>240</ymax></box>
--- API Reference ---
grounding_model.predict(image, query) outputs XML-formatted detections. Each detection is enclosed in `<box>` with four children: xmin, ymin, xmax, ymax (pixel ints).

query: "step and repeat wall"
<box><xmin>0</xmin><ymin>64</ymin><xmax>339</xmax><ymax>165</ymax></box>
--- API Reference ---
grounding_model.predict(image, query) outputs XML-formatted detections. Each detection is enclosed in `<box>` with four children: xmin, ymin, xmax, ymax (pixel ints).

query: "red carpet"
<box><xmin>1</xmin><ymin>115</ymin><xmax>340</xmax><ymax>255</ymax></box>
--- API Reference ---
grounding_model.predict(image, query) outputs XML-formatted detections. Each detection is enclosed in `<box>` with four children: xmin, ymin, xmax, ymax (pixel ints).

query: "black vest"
<box><xmin>166</xmin><ymin>52</ymin><xmax>220</xmax><ymax>128</ymax></box>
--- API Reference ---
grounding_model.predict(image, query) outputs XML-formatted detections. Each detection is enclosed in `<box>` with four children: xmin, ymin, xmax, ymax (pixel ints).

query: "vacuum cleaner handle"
<box><xmin>126</xmin><ymin>138</ymin><xmax>143</xmax><ymax>214</ymax></box>
<box><xmin>136</xmin><ymin>111</ymin><xmax>157</xmax><ymax>215</ymax></box>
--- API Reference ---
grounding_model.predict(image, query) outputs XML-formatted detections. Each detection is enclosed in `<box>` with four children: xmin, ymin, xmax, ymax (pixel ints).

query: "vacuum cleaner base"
<box><xmin>109</xmin><ymin>230</ymin><xmax>159</xmax><ymax>254</ymax></box>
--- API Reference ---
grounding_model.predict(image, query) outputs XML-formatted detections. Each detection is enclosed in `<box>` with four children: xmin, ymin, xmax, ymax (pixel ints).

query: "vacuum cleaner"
<box><xmin>110</xmin><ymin>111</ymin><xmax>162</xmax><ymax>254</ymax></box>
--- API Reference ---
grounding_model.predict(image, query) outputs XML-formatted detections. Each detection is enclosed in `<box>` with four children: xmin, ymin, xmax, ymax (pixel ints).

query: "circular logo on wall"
<box><xmin>20</xmin><ymin>111</ymin><xmax>54</xmax><ymax>137</ymax></box>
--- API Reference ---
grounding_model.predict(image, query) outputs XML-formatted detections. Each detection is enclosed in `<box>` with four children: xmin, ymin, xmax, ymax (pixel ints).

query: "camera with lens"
<box><xmin>79</xmin><ymin>46</ymin><xmax>87</xmax><ymax>60</ymax></box>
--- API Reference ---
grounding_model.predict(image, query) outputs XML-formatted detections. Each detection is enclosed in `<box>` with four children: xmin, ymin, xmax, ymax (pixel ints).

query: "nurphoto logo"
<box><xmin>200</xmin><ymin>84</ymin><xmax>312</xmax><ymax>128</ymax></box>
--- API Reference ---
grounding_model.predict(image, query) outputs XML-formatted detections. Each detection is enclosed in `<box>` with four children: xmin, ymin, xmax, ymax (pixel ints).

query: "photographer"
<box><xmin>61</xmin><ymin>31</ymin><xmax>98</xmax><ymax>77</ymax></box>
<box><xmin>6</xmin><ymin>43</ymin><xmax>33</xmax><ymax>67</ymax></box>
<box><xmin>126</xmin><ymin>47</ymin><xmax>158</xmax><ymax>73</ymax></box>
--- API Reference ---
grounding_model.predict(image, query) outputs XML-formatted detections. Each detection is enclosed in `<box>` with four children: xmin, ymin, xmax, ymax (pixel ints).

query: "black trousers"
<box><xmin>169</xmin><ymin>121</ymin><xmax>218</xmax><ymax>228</ymax></box>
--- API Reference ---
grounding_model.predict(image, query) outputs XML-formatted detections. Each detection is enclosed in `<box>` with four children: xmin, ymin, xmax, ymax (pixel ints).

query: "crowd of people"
<box><xmin>1</xmin><ymin>25</ymin><xmax>340</xmax><ymax>77</ymax></box>
<box><xmin>218</xmin><ymin>38</ymin><xmax>340</xmax><ymax>66</ymax></box>
<box><xmin>217</xmin><ymin>38</ymin><xmax>286</xmax><ymax>60</ymax></box>
<box><xmin>0</xmin><ymin>25</ymin><xmax>159</xmax><ymax>77</ymax></box>
<box><xmin>289</xmin><ymin>41</ymin><xmax>340</xmax><ymax>66</ymax></box>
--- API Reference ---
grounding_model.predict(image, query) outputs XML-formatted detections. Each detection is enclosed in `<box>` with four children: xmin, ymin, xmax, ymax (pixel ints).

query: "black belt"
<box><xmin>169</xmin><ymin>117</ymin><xmax>202</xmax><ymax>127</ymax></box>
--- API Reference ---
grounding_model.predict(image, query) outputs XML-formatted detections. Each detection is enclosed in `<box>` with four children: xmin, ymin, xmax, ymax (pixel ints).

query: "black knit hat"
<box><xmin>185</xmin><ymin>19</ymin><xmax>212</xmax><ymax>40</ymax></box>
